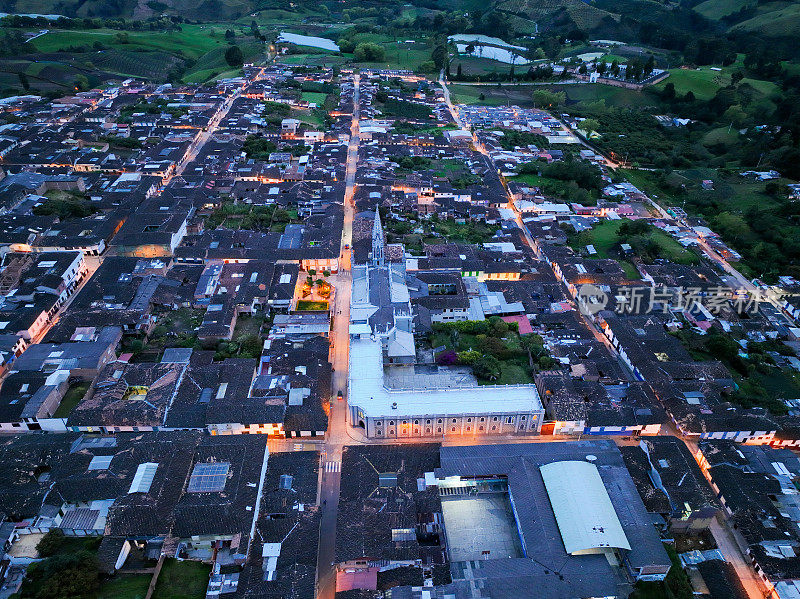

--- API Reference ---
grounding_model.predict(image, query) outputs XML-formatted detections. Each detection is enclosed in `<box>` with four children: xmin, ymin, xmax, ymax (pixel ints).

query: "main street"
<box><xmin>316</xmin><ymin>73</ymin><xmax>360</xmax><ymax>599</ymax></box>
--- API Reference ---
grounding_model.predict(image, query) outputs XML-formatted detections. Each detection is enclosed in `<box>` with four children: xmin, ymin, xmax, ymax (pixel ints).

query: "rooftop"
<box><xmin>540</xmin><ymin>460</ymin><xmax>630</xmax><ymax>555</ymax></box>
<box><xmin>348</xmin><ymin>336</ymin><xmax>542</xmax><ymax>418</ymax></box>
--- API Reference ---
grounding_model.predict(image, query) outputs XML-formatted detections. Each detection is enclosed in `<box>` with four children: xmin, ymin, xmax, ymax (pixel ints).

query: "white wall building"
<box><xmin>348</xmin><ymin>336</ymin><xmax>544</xmax><ymax>439</ymax></box>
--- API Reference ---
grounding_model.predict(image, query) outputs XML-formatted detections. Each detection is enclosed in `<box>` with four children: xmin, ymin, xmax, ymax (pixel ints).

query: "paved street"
<box><xmin>709</xmin><ymin>518</ymin><xmax>767</xmax><ymax>599</ymax></box>
<box><xmin>316</xmin><ymin>73</ymin><xmax>360</xmax><ymax>599</ymax></box>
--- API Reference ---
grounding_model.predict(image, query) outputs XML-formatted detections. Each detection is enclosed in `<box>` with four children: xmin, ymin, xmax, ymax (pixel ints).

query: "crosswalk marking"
<box><xmin>325</xmin><ymin>461</ymin><xmax>340</xmax><ymax>473</ymax></box>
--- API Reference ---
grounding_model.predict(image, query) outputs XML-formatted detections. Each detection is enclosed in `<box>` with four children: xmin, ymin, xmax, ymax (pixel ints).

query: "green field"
<box><xmin>570</xmin><ymin>219</ymin><xmax>698</xmax><ymax>266</ymax></box>
<box><xmin>694</xmin><ymin>0</ymin><xmax>750</xmax><ymax>19</ymax></box>
<box><xmin>549</xmin><ymin>83</ymin><xmax>662</xmax><ymax>108</ymax></box>
<box><xmin>731</xmin><ymin>2</ymin><xmax>800</xmax><ymax>36</ymax></box>
<box><xmin>53</xmin><ymin>382</ymin><xmax>90</xmax><ymax>418</ymax></box>
<box><xmin>701</xmin><ymin>126</ymin><xmax>740</xmax><ymax>148</ymax></box>
<box><xmin>32</xmin><ymin>25</ymin><xmax>227</xmax><ymax>59</ymax></box>
<box><xmin>449</xmin><ymin>84</ymin><xmax>565</xmax><ymax>107</ymax></box>
<box><xmin>11</xmin><ymin>0</ymin><xmax>251</xmax><ymax>20</ymax></box>
<box><xmin>450</xmin><ymin>55</ymin><xmax>542</xmax><ymax>77</ymax></box>
<box><xmin>248</xmin><ymin>8</ymin><xmax>327</xmax><ymax>25</ymax></box>
<box><xmin>89</xmin><ymin>50</ymin><xmax>185</xmax><ymax>80</ymax></box>
<box><xmin>496</xmin><ymin>0</ymin><xmax>615</xmax><ymax>32</ymax></box>
<box><xmin>449</xmin><ymin>81</ymin><xmax>663</xmax><ymax>109</ymax></box>
<box><xmin>322</xmin><ymin>32</ymin><xmax>432</xmax><ymax>71</ymax></box>
<box><xmin>277</xmin><ymin>53</ymin><xmax>348</xmax><ymax>67</ymax></box>
<box><xmin>654</xmin><ymin>61</ymin><xmax>780</xmax><ymax>101</ymax></box>
<box><xmin>301</xmin><ymin>91</ymin><xmax>328</xmax><ymax>105</ymax></box>
<box><xmin>152</xmin><ymin>559</ymin><xmax>211</xmax><ymax>599</ymax></box>
<box><xmin>449</xmin><ymin>84</ymin><xmax>512</xmax><ymax>106</ymax></box>
<box><xmin>296</xmin><ymin>300</ymin><xmax>329</xmax><ymax>311</ymax></box>
<box><xmin>97</xmin><ymin>574</ymin><xmax>152</xmax><ymax>599</ymax></box>
<box><xmin>654</xmin><ymin>68</ymin><xmax>730</xmax><ymax>101</ymax></box>
<box><xmin>20</xmin><ymin>24</ymin><xmax>266</xmax><ymax>85</ymax></box>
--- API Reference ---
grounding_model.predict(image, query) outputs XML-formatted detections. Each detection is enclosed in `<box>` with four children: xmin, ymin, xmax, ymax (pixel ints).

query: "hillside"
<box><xmin>729</xmin><ymin>1</ymin><xmax>800</xmax><ymax>36</ymax></box>
<box><xmin>494</xmin><ymin>0</ymin><xmax>619</xmax><ymax>32</ymax></box>
<box><xmin>692</xmin><ymin>0</ymin><xmax>800</xmax><ymax>38</ymax></box>
<box><xmin>0</xmin><ymin>23</ymin><xmax>265</xmax><ymax>93</ymax></box>
<box><xmin>1</xmin><ymin>0</ymin><xmax>252</xmax><ymax>21</ymax></box>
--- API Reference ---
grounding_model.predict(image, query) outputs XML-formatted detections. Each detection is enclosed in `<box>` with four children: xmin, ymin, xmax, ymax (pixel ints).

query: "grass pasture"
<box><xmin>694</xmin><ymin>0</ymin><xmax>749</xmax><ymax>19</ymax></box>
<box><xmin>450</xmin><ymin>55</ymin><xmax>539</xmax><ymax>78</ymax></box>
<box><xmin>570</xmin><ymin>219</ymin><xmax>698</xmax><ymax>267</ymax></box>
<box><xmin>31</xmin><ymin>26</ymin><xmax>225</xmax><ymax>60</ymax></box>
<box><xmin>53</xmin><ymin>382</ymin><xmax>90</xmax><ymax>418</ymax></box>
<box><xmin>296</xmin><ymin>300</ymin><xmax>329</xmax><ymax>311</ymax></box>
<box><xmin>152</xmin><ymin>559</ymin><xmax>210</xmax><ymax>599</ymax></box>
<box><xmin>13</xmin><ymin>24</ymin><xmax>266</xmax><ymax>87</ymax></box>
<box><xmin>90</xmin><ymin>50</ymin><xmax>184</xmax><ymax>80</ymax></box>
<box><xmin>301</xmin><ymin>91</ymin><xmax>328</xmax><ymax>105</ymax></box>
<box><xmin>730</xmin><ymin>2</ymin><xmax>800</xmax><ymax>37</ymax></box>
<box><xmin>448</xmin><ymin>82</ymin><xmax>662</xmax><ymax>109</ymax></box>
<box><xmin>340</xmin><ymin>33</ymin><xmax>431</xmax><ymax>71</ymax></box>
<box><xmin>97</xmin><ymin>574</ymin><xmax>152</xmax><ymax>599</ymax></box>
<box><xmin>654</xmin><ymin>62</ymin><xmax>780</xmax><ymax>101</ymax></box>
<box><xmin>655</xmin><ymin>68</ymin><xmax>729</xmax><ymax>101</ymax></box>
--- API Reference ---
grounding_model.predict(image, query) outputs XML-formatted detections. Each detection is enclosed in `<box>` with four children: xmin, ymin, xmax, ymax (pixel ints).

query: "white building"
<box><xmin>348</xmin><ymin>336</ymin><xmax>544</xmax><ymax>438</ymax></box>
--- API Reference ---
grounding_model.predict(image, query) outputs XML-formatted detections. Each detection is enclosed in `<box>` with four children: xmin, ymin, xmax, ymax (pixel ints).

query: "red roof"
<box><xmin>336</xmin><ymin>566</ymin><xmax>379</xmax><ymax>592</ymax></box>
<box><xmin>502</xmin><ymin>315</ymin><xmax>533</xmax><ymax>335</ymax></box>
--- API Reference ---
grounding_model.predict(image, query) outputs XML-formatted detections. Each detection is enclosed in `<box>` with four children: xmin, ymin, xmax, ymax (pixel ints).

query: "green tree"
<box><xmin>457</xmin><ymin>349</ymin><xmax>481</xmax><ymax>364</ymax></box>
<box><xmin>239</xmin><ymin>334</ymin><xmax>263</xmax><ymax>358</ymax></box>
<box><xmin>225</xmin><ymin>45</ymin><xmax>244</xmax><ymax>67</ymax></box>
<box><xmin>36</xmin><ymin>530</ymin><xmax>66</xmax><ymax>558</ymax></box>
<box><xmin>644</xmin><ymin>54</ymin><xmax>655</xmax><ymax>77</ymax></box>
<box><xmin>473</xmin><ymin>355</ymin><xmax>501</xmax><ymax>381</ymax></box>
<box><xmin>23</xmin><ymin>550</ymin><xmax>100</xmax><ymax>599</ymax></box>
<box><xmin>532</xmin><ymin>89</ymin><xmax>565</xmax><ymax>108</ymax></box>
<box><xmin>74</xmin><ymin>74</ymin><xmax>89</xmax><ymax>91</ymax></box>
<box><xmin>337</xmin><ymin>38</ymin><xmax>356</xmax><ymax>54</ymax></box>
<box><xmin>353</xmin><ymin>42</ymin><xmax>385</xmax><ymax>62</ymax></box>
<box><xmin>520</xmin><ymin>334</ymin><xmax>547</xmax><ymax>367</ymax></box>
<box><xmin>580</xmin><ymin>118</ymin><xmax>600</xmax><ymax>133</ymax></box>
<box><xmin>490</xmin><ymin>317</ymin><xmax>509</xmax><ymax>335</ymax></box>
<box><xmin>713</xmin><ymin>212</ymin><xmax>749</xmax><ymax>242</ymax></box>
<box><xmin>431</xmin><ymin>43</ymin><xmax>448</xmax><ymax>70</ymax></box>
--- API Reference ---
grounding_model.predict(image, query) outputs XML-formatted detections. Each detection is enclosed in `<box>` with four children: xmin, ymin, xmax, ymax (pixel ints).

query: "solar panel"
<box><xmin>88</xmin><ymin>455</ymin><xmax>113</xmax><ymax>471</ymax></box>
<box><xmin>279</xmin><ymin>474</ymin><xmax>293</xmax><ymax>490</ymax></box>
<box><xmin>188</xmin><ymin>462</ymin><xmax>230</xmax><ymax>493</ymax></box>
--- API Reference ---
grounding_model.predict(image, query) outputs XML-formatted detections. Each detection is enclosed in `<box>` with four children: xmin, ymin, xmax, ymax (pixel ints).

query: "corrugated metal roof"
<box><xmin>540</xmin><ymin>460</ymin><xmax>630</xmax><ymax>555</ymax></box>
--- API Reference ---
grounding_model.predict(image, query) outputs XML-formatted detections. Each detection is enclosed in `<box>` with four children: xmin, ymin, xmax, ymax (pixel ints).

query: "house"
<box><xmin>625</xmin><ymin>436</ymin><xmax>719</xmax><ymax>531</ymax></box>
